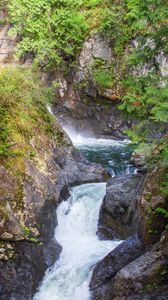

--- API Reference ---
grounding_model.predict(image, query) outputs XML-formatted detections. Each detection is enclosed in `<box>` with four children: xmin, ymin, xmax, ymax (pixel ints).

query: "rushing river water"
<box><xmin>34</xmin><ymin>128</ymin><xmax>133</xmax><ymax>300</ymax></box>
<box><xmin>34</xmin><ymin>183</ymin><xmax>121</xmax><ymax>300</ymax></box>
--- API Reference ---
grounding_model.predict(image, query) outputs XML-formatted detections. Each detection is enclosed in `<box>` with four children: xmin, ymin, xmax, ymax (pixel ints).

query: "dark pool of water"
<box><xmin>74</xmin><ymin>138</ymin><xmax>136</xmax><ymax>177</ymax></box>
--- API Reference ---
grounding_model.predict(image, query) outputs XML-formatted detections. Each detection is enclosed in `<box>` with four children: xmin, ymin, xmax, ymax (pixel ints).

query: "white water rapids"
<box><xmin>34</xmin><ymin>183</ymin><xmax>121</xmax><ymax>300</ymax></box>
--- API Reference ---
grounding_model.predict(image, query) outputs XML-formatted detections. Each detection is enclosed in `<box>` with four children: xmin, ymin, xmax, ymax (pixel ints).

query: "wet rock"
<box><xmin>92</xmin><ymin>164</ymin><xmax>168</xmax><ymax>300</ymax></box>
<box><xmin>98</xmin><ymin>174</ymin><xmax>145</xmax><ymax>240</ymax></box>
<box><xmin>91</xmin><ymin>242</ymin><xmax>168</xmax><ymax>300</ymax></box>
<box><xmin>52</xmin><ymin>99</ymin><xmax>129</xmax><ymax>140</ymax></box>
<box><xmin>90</xmin><ymin>234</ymin><xmax>144</xmax><ymax>291</ymax></box>
<box><xmin>0</xmin><ymin>240</ymin><xmax>61</xmax><ymax>300</ymax></box>
<box><xmin>138</xmin><ymin>165</ymin><xmax>168</xmax><ymax>247</ymax></box>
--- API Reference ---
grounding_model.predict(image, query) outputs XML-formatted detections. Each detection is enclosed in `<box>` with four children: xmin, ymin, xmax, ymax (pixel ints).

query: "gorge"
<box><xmin>0</xmin><ymin>1</ymin><xmax>168</xmax><ymax>299</ymax></box>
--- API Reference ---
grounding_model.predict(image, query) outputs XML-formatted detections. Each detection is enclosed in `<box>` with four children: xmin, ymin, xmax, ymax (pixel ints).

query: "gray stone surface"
<box><xmin>91</xmin><ymin>244</ymin><xmax>168</xmax><ymax>300</ymax></box>
<box><xmin>98</xmin><ymin>174</ymin><xmax>145</xmax><ymax>240</ymax></box>
<box><xmin>90</xmin><ymin>234</ymin><xmax>144</xmax><ymax>291</ymax></box>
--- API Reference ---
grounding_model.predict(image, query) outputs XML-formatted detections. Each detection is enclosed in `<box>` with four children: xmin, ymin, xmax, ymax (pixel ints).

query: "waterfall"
<box><xmin>34</xmin><ymin>183</ymin><xmax>121</xmax><ymax>300</ymax></box>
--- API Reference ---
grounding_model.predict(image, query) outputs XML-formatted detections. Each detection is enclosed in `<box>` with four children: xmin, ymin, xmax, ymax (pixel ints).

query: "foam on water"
<box><xmin>34</xmin><ymin>183</ymin><xmax>121</xmax><ymax>300</ymax></box>
<box><xmin>74</xmin><ymin>136</ymin><xmax>130</xmax><ymax>148</ymax></box>
<box><xmin>62</xmin><ymin>125</ymin><xmax>130</xmax><ymax>148</ymax></box>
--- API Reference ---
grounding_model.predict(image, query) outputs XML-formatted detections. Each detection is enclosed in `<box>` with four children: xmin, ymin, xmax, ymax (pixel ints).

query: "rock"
<box><xmin>91</xmin><ymin>164</ymin><xmax>168</xmax><ymax>300</ymax></box>
<box><xmin>78</xmin><ymin>34</ymin><xmax>112</xmax><ymax>69</ymax></box>
<box><xmin>47</xmin><ymin>33</ymin><xmax>131</xmax><ymax>139</ymax></box>
<box><xmin>91</xmin><ymin>243</ymin><xmax>168</xmax><ymax>300</ymax></box>
<box><xmin>131</xmin><ymin>152</ymin><xmax>146</xmax><ymax>168</ymax></box>
<box><xmin>93</xmin><ymin>246</ymin><xmax>168</xmax><ymax>300</ymax></box>
<box><xmin>161</xmin><ymin>230</ymin><xmax>168</xmax><ymax>258</ymax></box>
<box><xmin>52</xmin><ymin>98</ymin><xmax>129</xmax><ymax>139</ymax></box>
<box><xmin>0</xmin><ymin>12</ymin><xmax>19</xmax><ymax>65</ymax></box>
<box><xmin>132</xmin><ymin>38</ymin><xmax>168</xmax><ymax>78</ymax></box>
<box><xmin>138</xmin><ymin>164</ymin><xmax>168</xmax><ymax>247</ymax></box>
<box><xmin>90</xmin><ymin>234</ymin><xmax>144</xmax><ymax>292</ymax></box>
<box><xmin>98</xmin><ymin>174</ymin><xmax>145</xmax><ymax>240</ymax></box>
<box><xmin>0</xmin><ymin>240</ymin><xmax>59</xmax><ymax>300</ymax></box>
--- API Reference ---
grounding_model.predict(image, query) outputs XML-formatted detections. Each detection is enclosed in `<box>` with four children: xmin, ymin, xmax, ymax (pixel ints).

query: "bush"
<box><xmin>93</xmin><ymin>68</ymin><xmax>113</xmax><ymax>89</ymax></box>
<box><xmin>8</xmin><ymin>0</ymin><xmax>89</xmax><ymax>69</ymax></box>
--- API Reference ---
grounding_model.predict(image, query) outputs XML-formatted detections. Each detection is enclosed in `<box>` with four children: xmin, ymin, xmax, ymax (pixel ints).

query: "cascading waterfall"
<box><xmin>34</xmin><ymin>183</ymin><xmax>121</xmax><ymax>300</ymax></box>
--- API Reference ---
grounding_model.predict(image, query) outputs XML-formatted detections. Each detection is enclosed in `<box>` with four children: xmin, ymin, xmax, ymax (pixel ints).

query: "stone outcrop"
<box><xmin>98</xmin><ymin>174</ymin><xmax>145</xmax><ymax>240</ymax></box>
<box><xmin>0</xmin><ymin>10</ymin><xmax>16</xmax><ymax>64</ymax></box>
<box><xmin>90</xmin><ymin>234</ymin><xmax>144</xmax><ymax>291</ymax></box>
<box><xmin>91</xmin><ymin>163</ymin><xmax>168</xmax><ymax>300</ymax></box>
<box><xmin>47</xmin><ymin>33</ymin><xmax>131</xmax><ymax>138</ymax></box>
<box><xmin>138</xmin><ymin>164</ymin><xmax>168</xmax><ymax>247</ymax></box>
<box><xmin>91</xmin><ymin>237</ymin><xmax>168</xmax><ymax>300</ymax></box>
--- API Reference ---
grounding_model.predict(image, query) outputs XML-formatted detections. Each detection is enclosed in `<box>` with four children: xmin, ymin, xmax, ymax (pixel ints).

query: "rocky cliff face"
<box><xmin>90</xmin><ymin>164</ymin><xmax>168</xmax><ymax>300</ymax></box>
<box><xmin>98</xmin><ymin>174</ymin><xmax>145</xmax><ymax>240</ymax></box>
<box><xmin>47</xmin><ymin>33</ymin><xmax>131</xmax><ymax>138</ymax></box>
<box><xmin>48</xmin><ymin>32</ymin><xmax>168</xmax><ymax>139</ymax></box>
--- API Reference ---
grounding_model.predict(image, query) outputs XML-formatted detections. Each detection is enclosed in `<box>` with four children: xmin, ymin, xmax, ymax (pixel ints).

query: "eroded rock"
<box><xmin>90</xmin><ymin>234</ymin><xmax>144</xmax><ymax>291</ymax></box>
<box><xmin>91</xmin><ymin>242</ymin><xmax>168</xmax><ymax>300</ymax></box>
<box><xmin>98</xmin><ymin>174</ymin><xmax>145</xmax><ymax>240</ymax></box>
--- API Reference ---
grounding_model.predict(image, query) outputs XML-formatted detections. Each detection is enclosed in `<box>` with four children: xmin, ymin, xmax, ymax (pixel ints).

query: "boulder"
<box><xmin>90</xmin><ymin>234</ymin><xmax>144</xmax><ymax>291</ymax></box>
<box><xmin>91</xmin><ymin>242</ymin><xmax>168</xmax><ymax>300</ymax></box>
<box><xmin>98</xmin><ymin>174</ymin><xmax>145</xmax><ymax>240</ymax></box>
<box><xmin>91</xmin><ymin>165</ymin><xmax>168</xmax><ymax>300</ymax></box>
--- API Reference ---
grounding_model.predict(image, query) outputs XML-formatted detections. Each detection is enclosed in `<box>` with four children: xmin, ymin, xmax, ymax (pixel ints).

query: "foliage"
<box><xmin>8</xmin><ymin>0</ymin><xmax>113</xmax><ymax>69</ymax></box>
<box><xmin>6</xmin><ymin>0</ymin><xmax>168</xmax><ymax>138</ymax></box>
<box><xmin>119</xmin><ymin>74</ymin><xmax>168</xmax><ymax>123</ymax></box>
<box><xmin>155</xmin><ymin>207</ymin><xmax>168</xmax><ymax>219</ymax></box>
<box><xmin>22</xmin><ymin>225</ymin><xmax>39</xmax><ymax>243</ymax></box>
<box><xmin>93</xmin><ymin>68</ymin><xmax>113</xmax><ymax>89</ymax></box>
<box><xmin>8</xmin><ymin>0</ymin><xmax>89</xmax><ymax>69</ymax></box>
<box><xmin>0</xmin><ymin>67</ymin><xmax>58</xmax><ymax>157</ymax></box>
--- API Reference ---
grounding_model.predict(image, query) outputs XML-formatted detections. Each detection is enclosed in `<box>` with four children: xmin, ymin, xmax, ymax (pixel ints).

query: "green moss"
<box><xmin>93</xmin><ymin>69</ymin><xmax>113</xmax><ymax>89</ymax></box>
<box><xmin>21</xmin><ymin>226</ymin><xmax>40</xmax><ymax>243</ymax></box>
<box><xmin>29</xmin><ymin>237</ymin><xmax>39</xmax><ymax>243</ymax></box>
<box><xmin>143</xmin><ymin>282</ymin><xmax>158</xmax><ymax>293</ymax></box>
<box><xmin>143</xmin><ymin>265</ymin><xmax>168</xmax><ymax>293</ymax></box>
<box><xmin>22</xmin><ymin>225</ymin><xmax>31</xmax><ymax>237</ymax></box>
<box><xmin>13</xmin><ymin>184</ymin><xmax>24</xmax><ymax>212</ymax></box>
